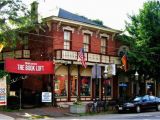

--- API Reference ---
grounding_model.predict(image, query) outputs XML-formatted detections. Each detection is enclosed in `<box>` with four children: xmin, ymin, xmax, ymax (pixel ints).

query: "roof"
<box><xmin>58</xmin><ymin>8</ymin><xmax>117</xmax><ymax>31</ymax></box>
<box><xmin>58</xmin><ymin>8</ymin><xmax>102</xmax><ymax>26</ymax></box>
<box><xmin>43</xmin><ymin>8</ymin><xmax>121</xmax><ymax>33</ymax></box>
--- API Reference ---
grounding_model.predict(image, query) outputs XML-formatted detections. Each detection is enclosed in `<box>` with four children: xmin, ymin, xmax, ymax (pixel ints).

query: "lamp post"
<box><xmin>135</xmin><ymin>71</ymin><xmax>139</xmax><ymax>96</ymax></box>
<box><xmin>103</xmin><ymin>69</ymin><xmax>108</xmax><ymax>101</ymax></box>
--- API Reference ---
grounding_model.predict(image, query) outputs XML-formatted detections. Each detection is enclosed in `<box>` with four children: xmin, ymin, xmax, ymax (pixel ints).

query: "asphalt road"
<box><xmin>1</xmin><ymin>111</ymin><xmax>160</xmax><ymax>120</ymax></box>
<box><xmin>57</xmin><ymin>111</ymin><xmax>160</xmax><ymax>120</ymax></box>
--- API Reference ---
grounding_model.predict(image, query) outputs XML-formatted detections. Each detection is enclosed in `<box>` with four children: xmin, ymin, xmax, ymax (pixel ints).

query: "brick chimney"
<box><xmin>31</xmin><ymin>1</ymin><xmax>39</xmax><ymax>24</ymax></box>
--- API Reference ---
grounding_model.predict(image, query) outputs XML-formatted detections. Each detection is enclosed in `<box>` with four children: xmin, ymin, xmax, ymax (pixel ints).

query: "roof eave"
<box><xmin>44</xmin><ymin>16</ymin><xmax>122</xmax><ymax>33</ymax></box>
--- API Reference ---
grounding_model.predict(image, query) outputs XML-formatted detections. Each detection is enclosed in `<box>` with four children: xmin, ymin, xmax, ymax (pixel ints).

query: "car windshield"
<box><xmin>133</xmin><ymin>97</ymin><xmax>141</xmax><ymax>102</ymax></box>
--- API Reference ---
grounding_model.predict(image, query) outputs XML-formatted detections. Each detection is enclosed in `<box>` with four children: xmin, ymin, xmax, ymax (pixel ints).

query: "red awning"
<box><xmin>5</xmin><ymin>58</ymin><xmax>54</xmax><ymax>74</ymax></box>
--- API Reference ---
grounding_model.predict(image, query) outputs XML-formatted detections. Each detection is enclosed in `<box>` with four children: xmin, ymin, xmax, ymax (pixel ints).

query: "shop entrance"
<box><xmin>5</xmin><ymin>59</ymin><xmax>54</xmax><ymax>109</ymax></box>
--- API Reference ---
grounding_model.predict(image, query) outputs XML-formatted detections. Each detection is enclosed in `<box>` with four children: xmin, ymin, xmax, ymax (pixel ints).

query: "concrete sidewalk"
<box><xmin>0</xmin><ymin>106</ymin><xmax>76</xmax><ymax>119</ymax></box>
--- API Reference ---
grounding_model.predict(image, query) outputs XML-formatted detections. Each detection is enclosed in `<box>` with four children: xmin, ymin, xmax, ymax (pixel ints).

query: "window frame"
<box><xmin>64</xmin><ymin>30</ymin><xmax>72</xmax><ymax>50</ymax></box>
<box><xmin>100</xmin><ymin>37</ymin><xmax>108</xmax><ymax>54</ymax></box>
<box><xmin>83</xmin><ymin>33</ymin><xmax>90</xmax><ymax>52</ymax></box>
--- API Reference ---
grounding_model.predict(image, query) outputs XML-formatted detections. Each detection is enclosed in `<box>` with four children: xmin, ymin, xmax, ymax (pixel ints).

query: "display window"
<box><xmin>80</xmin><ymin>76</ymin><xmax>91</xmax><ymax>96</ymax></box>
<box><xmin>55</xmin><ymin>75</ymin><xmax>68</xmax><ymax>97</ymax></box>
<box><xmin>103</xmin><ymin>78</ymin><xmax>112</xmax><ymax>97</ymax></box>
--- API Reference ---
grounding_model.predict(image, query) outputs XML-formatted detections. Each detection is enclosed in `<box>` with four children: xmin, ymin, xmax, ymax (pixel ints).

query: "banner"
<box><xmin>92</xmin><ymin>64</ymin><xmax>101</xmax><ymax>78</ymax></box>
<box><xmin>5</xmin><ymin>58</ymin><xmax>54</xmax><ymax>74</ymax></box>
<box><xmin>105</xmin><ymin>64</ymin><xmax>116</xmax><ymax>75</ymax></box>
<box><xmin>0</xmin><ymin>76</ymin><xmax>7</xmax><ymax>106</ymax></box>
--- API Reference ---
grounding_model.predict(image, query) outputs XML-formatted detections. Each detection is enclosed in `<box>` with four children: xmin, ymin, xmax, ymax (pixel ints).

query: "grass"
<box><xmin>0</xmin><ymin>107</ymin><xmax>20</xmax><ymax>112</ymax></box>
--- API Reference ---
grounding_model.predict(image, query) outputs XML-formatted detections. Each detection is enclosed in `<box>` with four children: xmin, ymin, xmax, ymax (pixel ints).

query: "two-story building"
<box><xmin>0</xmin><ymin>2</ymin><xmax>133</xmax><ymax>106</ymax></box>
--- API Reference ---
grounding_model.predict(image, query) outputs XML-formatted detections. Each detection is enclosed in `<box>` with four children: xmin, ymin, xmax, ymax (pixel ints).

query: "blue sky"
<box><xmin>24</xmin><ymin>0</ymin><xmax>148</xmax><ymax>30</ymax></box>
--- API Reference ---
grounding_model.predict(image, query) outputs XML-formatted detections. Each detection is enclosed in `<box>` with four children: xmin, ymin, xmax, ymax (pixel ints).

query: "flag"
<box><xmin>121</xmin><ymin>54</ymin><xmax>128</xmax><ymax>72</ymax></box>
<box><xmin>78</xmin><ymin>48</ymin><xmax>87</xmax><ymax>68</ymax></box>
<box><xmin>0</xmin><ymin>43</ymin><xmax>4</xmax><ymax>52</ymax></box>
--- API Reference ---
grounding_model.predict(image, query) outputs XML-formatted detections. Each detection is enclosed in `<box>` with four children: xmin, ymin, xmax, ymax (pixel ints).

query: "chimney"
<box><xmin>31</xmin><ymin>1</ymin><xmax>39</xmax><ymax>24</ymax></box>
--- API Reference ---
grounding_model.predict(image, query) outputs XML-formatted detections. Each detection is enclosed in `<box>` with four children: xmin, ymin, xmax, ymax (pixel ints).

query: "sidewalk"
<box><xmin>0</xmin><ymin>105</ymin><xmax>117</xmax><ymax>119</ymax></box>
<box><xmin>0</xmin><ymin>106</ymin><xmax>77</xmax><ymax>119</ymax></box>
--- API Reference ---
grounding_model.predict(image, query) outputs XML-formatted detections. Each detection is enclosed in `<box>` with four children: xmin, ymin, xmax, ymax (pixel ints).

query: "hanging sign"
<box><xmin>105</xmin><ymin>64</ymin><xmax>116</xmax><ymax>75</ymax></box>
<box><xmin>5</xmin><ymin>58</ymin><xmax>54</xmax><ymax>74</ymax></box>
<box><xmin>92</xmin><ymin>64</ymin><xmax>101</xmax><ymax>78</ymax></box>
<box><xmin>0</xmin><ymin>76</ymin><xmax>7</xmax><ymax>106</ymax></box>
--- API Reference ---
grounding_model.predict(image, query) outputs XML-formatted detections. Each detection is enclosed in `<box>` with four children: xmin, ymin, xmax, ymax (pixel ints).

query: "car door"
<box><xmin>149</xmin><ymin>95</ymin><xmax>157</xmax><ymax>108</ymax></box>
<box><xmin>141</xmin><ymin>95</ymin><xmax>151</xmax><ymax>109</ymax></box>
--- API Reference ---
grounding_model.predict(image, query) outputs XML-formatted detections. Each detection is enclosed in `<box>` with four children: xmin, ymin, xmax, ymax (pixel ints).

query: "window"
<box><xmin>71</xmin><ymin>76</ymin><xmax>78</xmax><ymax>96</ymax></box>
<box><xmin>83</xmin><ymin>34</ymin><xmax>90</xmax><ymax>52</ymax></box>
<box><xmin>64</xmin><ymin>30</ymin><xmax>71</xmax><ymax>50</ymax></box>
<box><xmin>55</xmin><ymin>75</ymin><xmax>68</xmax><ymax>97</ymax></box>
<box><xmin>101</xmin><ymin>37</ymin><xmax>107</xmax><ymax>54</ymax></box>
<box><xmin>103</xmin><ymin>79</ymin><xmax>113</xmax><ymax>97</ymax></box>
<box><xmin>80</xmin><ymin>76</ymin><xmax>91</xmax><ymax>96</ymax></box>
<box><xmin>24</xmin><ymin>36</ymin><xmax>29</xmax><ymax>49</ymax></box>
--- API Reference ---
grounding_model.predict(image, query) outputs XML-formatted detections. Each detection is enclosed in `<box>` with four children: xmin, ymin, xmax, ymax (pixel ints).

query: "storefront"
<box><xmin>54</xmin><ymin>63</ymin><xmax>117</xmax><ymax>103</ymax></box>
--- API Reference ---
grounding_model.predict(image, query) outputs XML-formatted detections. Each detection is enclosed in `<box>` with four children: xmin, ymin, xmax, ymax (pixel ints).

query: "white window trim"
<box><xmin>100</xmin><ymin>33</ymin><xmax>109</xmax><ymax>39</ymax></box>
<box><xmin>82</xmin><ymin>30</ymin><xmax>93</xmax><ymax>36</ymax></box>
<box><xmin>63</xmin><ymin>26</ymin><xmax>74</xmax><ymax>33</ymax></box>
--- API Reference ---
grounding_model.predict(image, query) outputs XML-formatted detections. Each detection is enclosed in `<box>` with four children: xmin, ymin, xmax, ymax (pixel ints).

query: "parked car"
<box><xmin>116</xmin><ymin>95</ymin><xmax>160</xmax><ymax>113</ymax></box>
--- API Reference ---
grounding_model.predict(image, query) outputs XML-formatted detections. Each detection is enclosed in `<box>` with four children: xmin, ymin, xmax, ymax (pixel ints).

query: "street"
<box><xmin>57</xmin><ymin>111</ymin><xmax>160</xmax><ymax>120</ymax></box>
<box><xmin>1</xmin><ymin>111</ymin><xmax>160</xmax><ymax>120</ymax></box>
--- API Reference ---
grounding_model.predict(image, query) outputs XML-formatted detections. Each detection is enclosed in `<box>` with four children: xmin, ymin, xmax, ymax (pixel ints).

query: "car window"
<box><xmin>149</xmin><ymin>95</ymin><xmax>155</xmax><ymax>101</ymax></box>
<box><xmin>133</xmin><ymin>97</ymin><xmax>141</xmax><ymax>102</ymax></box>
<box><xmin>142</xmin><ymin>95</ymin><xmax>150</xmax><ymax>101</ymax></box>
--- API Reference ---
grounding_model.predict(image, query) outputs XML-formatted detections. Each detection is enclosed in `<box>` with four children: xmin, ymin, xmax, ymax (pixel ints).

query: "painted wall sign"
<box><xmin>5</xmin><ymin>58</ymin><xmax>54</xmax><ymax>74</ymax></box>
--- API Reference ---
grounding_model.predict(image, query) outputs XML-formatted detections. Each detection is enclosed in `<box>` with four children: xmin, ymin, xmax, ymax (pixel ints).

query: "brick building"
<box><xmin>0</xmin><ymin>4</ymin><xmax>134</xmax><ymax>105</ymax></box>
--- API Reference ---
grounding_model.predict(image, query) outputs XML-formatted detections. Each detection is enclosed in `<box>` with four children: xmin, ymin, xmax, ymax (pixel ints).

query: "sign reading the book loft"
<box><xmin>5</xmin><ymin>58</ymin><xmax>54</xmax><ymax>74</ymax></box>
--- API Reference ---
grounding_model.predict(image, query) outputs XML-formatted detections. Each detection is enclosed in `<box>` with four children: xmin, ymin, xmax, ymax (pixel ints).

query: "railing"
<box><xmin>55</xmin><ymin>50</ymin><xmax>121</xmax><ymax>64</ymax></box>
<box><xmin>0</xmin><ymin>49</ymin><xmax>30</xmax><ymax>61</ymax></box>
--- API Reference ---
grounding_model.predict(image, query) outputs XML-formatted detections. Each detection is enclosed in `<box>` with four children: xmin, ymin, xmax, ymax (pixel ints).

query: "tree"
<box><xmin>92</xmin><ymin>19</ymin><xmax>103</xmax><ymax>26</ymax></box>
<box><xmin>0</xmin><ymin>0</ymin><xmax>31</xmax><ymax>49</ymax></box>
<box><xmin>119</xmin><ymin>0</ymin><xmax>160</xmax><ymax>80</ymax></box>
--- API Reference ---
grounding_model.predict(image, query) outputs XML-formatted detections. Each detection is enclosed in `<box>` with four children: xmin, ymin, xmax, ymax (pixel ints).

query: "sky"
<box><xmin>24</xmin><ymin>0</ymin><xmax>148</xmax><ymax>30</ymax></box>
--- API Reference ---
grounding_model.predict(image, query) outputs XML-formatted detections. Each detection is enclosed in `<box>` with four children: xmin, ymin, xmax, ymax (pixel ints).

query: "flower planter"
<box><xmin>70</xmin><ymin>104</ymin><xmax>86</xmax><ymax>113</ymax></box>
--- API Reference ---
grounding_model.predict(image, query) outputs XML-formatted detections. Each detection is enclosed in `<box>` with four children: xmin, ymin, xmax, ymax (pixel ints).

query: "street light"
<box><xmin>135</xmin><ymin>71</ymin><xmax>139</xmax><ymax>95</ymax></box>
<box><xmin>135</xmin><ymin>71</ymin><xmax>139</xmax><ymax>80</ymax></box>
<box><xmin>103</xmin><ymin>69</ymin><xmax>108</xmax><ymax>101</ymax></box>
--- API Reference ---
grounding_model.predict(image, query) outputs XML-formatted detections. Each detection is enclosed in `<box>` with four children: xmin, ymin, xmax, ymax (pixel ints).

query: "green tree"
<box><xmin>0</xmin><ymin>0</ymin><xmax>32</xmax><ymax>48</ymax></box>
<box><xmin>119</xmin><ymin>0</ymin><xmax>160</xmax><ymax>80</ymax></box>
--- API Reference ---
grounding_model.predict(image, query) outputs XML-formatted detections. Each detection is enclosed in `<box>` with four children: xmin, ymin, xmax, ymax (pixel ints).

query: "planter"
<box><xmin>70</xmin><ymin>104</ymin><xmax>86</xmax><ymax>113</ymax></box>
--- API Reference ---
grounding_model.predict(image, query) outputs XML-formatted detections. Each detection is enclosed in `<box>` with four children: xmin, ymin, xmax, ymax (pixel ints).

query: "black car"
<box><xmin>116</xmin><ymin>95</ymin><xmax>160</xmax><ymax>113</ymax></box>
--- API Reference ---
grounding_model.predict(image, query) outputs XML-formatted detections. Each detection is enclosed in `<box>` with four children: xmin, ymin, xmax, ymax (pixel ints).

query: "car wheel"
<box><xmin>136</xmin><ymin>106</ymin><xmax>141</xmax><ymax>113</ymax></box>
<box><xmin>156</xmin><ymin>104</ymin><xmax>160</xmax><ymax>111</ymax></box>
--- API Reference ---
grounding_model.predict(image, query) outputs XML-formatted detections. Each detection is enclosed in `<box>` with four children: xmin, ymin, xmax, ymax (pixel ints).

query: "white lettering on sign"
<box><xmin>17</xmin><ymin>64</ymin><xmax>44</xmax><ymax>72</ymax></box>
<box><xmin>18</xmin><ymin>64</ymin><xmax>25</xmax><ymax>70</ymax></box>
<box><xmin>25</xmin><ymin>65</ymin><xmax>35</xmax><ymax>71</ymax></box>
